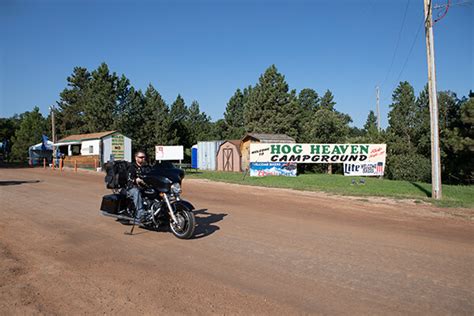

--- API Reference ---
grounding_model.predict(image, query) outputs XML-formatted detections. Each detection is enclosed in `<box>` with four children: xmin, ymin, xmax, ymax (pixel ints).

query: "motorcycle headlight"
<box><xmin>171</xmin><ymin>183</ymin><xmax>182</xmax><ymax>195</ymax></box>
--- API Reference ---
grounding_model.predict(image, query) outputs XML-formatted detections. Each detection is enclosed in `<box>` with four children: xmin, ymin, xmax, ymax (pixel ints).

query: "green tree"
<box><xmin>386</xmin><ymin>82</ymin><xmax>430</xmax><ymax>181</ymax></box>
<box><xmin>83</xmin><ymin>63</ymin><xmax>117</xmax><ymax>133</ymax></box>
<box><xmin>362</xmin><ymin>110</ymin><xmax>380</xmax><ymax>142</ymax></box>
<box><xmin>298</xmin><ymin>88</ymin><xmax>320</xmax><ymax>142</ymax></box>
<box><xmin>137</xmin><ymin>84</ymin><xmax>171</xmax><ymax>158</ymax></box>
<box><xmin>443</xmin><ymin>94</ymin><xmax>474</xmax><ymax>183</ymax></box>
<box><xmin>114</xmin><ymin>87</ymin><xmax>145</xmax><ymax>152</ymax></box>
<box><xmin>307</xmin><ymin>105</ymin><xmax>352</xmax><ymax>174</ymax></box>
<box><xmin>56</xmin><ymin>67</ymin><xmax>91</xmax><ymax>136</ymax></box>
<box><xmin>11</xmin><ymin>107</ymin><xmax>47</xmax><ymax>160</ymax></box>
<box><xmin>169</xmin><ymin>94</ymin><xmax>190</xmax><ymax>147</ymax></box>
<box><xmin>387</xmin><ymin>81</ymin><xmax>418</xmax><ymax>153</ymax></box>
<box><xmin>114</xmin><ymin>74</ymin><xmax>132</xmax><ymax>128</ymax></box>
<box><xmin>320</xmin><ymin>90</ymin><xmax>336</xmax><ymax>110</ymax></box>
<box><xmin>0</xmin><ymin>116</ymin><xmax>21</xmax><ymax>160</ymax></box>
<box><xmin>243</xmin><ymin>65</ymin><xmax>300</xmax><ymax>138</ymax></box>
<box><xmin>187</xmin><ymin>100</ymin><xmax>213</xmax><ymax>144</ymax></box>
<box><xmin>209</xmin><ymin>119</ymin><xmax>228</xmax><ymax>140</ymax></box>
<box><xmin>224</xmin><ymin>87</ymin><xmax>249</xmax><ymax>139</ymax></box>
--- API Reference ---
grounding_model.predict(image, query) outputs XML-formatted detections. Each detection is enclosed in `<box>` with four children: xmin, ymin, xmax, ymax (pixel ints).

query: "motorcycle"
<box><xmin>99</xmin><ymin>161</ymin><xmax>196</xmax><ymax>239</ymax></box>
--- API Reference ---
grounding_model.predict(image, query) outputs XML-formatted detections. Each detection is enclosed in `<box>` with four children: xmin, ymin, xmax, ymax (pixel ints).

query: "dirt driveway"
<box><xmin>1</xmin><ymin>167</ymin><xmax>473</xmax><ymax>315</ymax></box>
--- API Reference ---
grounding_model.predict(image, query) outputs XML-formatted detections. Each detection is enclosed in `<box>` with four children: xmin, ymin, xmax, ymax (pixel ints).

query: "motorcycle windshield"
<box><xmin>148</xmin><ymin>164</ymin><xmax>184</xmax><ymax>184</ymax></box>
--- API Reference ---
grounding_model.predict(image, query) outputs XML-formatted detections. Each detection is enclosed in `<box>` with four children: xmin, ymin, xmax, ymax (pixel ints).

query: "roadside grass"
<box><xmin>186</xmin><ymin>171</ymin><xmax>474</xmax><ymax>209</ymax></box>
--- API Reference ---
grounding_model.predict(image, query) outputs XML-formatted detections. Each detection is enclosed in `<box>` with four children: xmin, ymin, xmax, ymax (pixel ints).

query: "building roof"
<box><xmin>226</xmin><ymin>139</ymin><xmax>241</xmax><ymax>147</ymax></box>
<box><xmin>242</xmin><ymin>133</ymin><xmax>296</xmax><ymax>143</ymax></box>
<box><xmin>57</xmin><ymin>131</ymin><xmax>117</xmax><ymax>143</ymax></box>
<box><xmin>219</xmin><ymin>139</ymin><xmax>241</xmax><ymax>151</ymax></box>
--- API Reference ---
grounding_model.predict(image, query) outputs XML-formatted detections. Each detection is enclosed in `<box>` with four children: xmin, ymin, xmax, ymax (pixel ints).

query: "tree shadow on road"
<box><xmin>0</xmin><ymin>162</ymin><xmax>31</xmax><ymax>169</ymax></box>
<box><xmin>409</xmin><ymin>182</ymin><xmax>432</xmax><ymax>198</ymax></box>
<box><xmin>0</xmin><ymin>180</ymin><xmax>41</xmax><ymax>186</ymax></box>
<box><xmin>192</xmin><ymin>209</ymin><xmax>227</xmax><ymax>239</ymax></box>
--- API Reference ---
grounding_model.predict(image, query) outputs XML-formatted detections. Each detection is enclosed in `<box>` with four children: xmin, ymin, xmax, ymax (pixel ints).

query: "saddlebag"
<box><xmin>100</xmin><ymin>194</ymin><xmax>125</xmax><ymax>214</ymax></box>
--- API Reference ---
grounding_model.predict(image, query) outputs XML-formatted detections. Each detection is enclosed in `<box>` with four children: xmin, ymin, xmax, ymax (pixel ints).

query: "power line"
<box><xmin>433</xmin><ymin>0</ymin><xmax>471</xmax><ymax>9</ymax></box>
<box><xmin>382</xmin><ymin>17</ymin><xmax>424</xmax><ymax>103</ymax></box>
<box><xmin>380</xmin><ymin>0</ymin><xmax>411</xmax><ymax>89</ymax></box>
<box><xmin>434</xmin><ymin>0</ymin><xmax>451</xmax><ymax>24</ymax></box>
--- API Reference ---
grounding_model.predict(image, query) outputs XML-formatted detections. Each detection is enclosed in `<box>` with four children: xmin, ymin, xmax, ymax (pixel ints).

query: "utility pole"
<box><xmin>376</xmin><ymin>86</ymin><xmax>380</xmax><ymax>132</ymax></box>
<box><xmin>49</xmin><ymin>105</ymin><xmax>56</xmax><ymax>163</ymax></box>
<box><xmin>423</xmin><ymin>0</ymin><xmax>442</xmax><ymax>199</ymax></box>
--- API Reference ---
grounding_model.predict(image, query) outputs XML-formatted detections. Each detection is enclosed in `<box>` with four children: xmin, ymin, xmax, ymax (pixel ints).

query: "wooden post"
<box><xmin>59</xmin><ymin>158</ymin><xmax>63</xmax><ymax>172</ymax></box>
<box><xmin>43</xmin><ymin>158</ymin><xmax>46</xmax><ymax>169</ymax></box>
<box><xmin>424</xmin><ymin>0</ymin><xmax>442</xmax><ymax>199</ymax></box>
<box><xmin>74</xmin><ymin>160</ymin><xmax>77</xmax><ymax>173</ymax></box>
<box><xmin>51</xmin><ymin>158</ymin><xmax>55</xmax><ymax>170</ymax></box>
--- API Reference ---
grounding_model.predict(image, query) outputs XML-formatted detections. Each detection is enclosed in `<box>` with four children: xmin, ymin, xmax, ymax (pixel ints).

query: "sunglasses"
<box><xmin>136</xmin><ymin>156</ymin><xmax>146</xmax><ymax>159</ymax></box>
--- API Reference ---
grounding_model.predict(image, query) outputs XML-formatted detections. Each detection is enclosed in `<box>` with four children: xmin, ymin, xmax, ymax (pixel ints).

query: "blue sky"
<box><xmin>1</xmin><ymin>0</ymin><xmax>472</xmax><ymax>128</ymax></box>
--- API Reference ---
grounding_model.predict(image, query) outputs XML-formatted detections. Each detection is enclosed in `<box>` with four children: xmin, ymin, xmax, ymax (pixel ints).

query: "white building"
<box><xmin>55</xmin><ymin>131</ymin><xmax>132</xmax><ymax>167</ymax></box>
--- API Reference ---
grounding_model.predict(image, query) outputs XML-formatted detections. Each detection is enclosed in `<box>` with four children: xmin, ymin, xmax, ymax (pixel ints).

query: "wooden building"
<box><xmin>240</xmin><ymin>133</ymin><xmax>296</xmax><ymax>171</ymax></box>
<box><xmin>216</xmin><ymin>140</ymin><xmax>242</xmax><ymax>172</ymax></box>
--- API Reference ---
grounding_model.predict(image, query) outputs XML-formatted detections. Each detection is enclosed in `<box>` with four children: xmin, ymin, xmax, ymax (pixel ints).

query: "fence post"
<box><xmin>74</xmin><ymin>160</ymin><xmax>77</xmax><ymax>173</ymax></box>
<box><xmin>60</xmin><ymin>158</ymin><xmax>63</xmax><ymax>172</ymax></box>
<box><xmin>94</xmin><ymin>159</ymin><xmax>97</xmax><ymax>170</ymax></box>
<box><xmin>43</xmin><ymin>158</ymin><xmax>46</xmax><ymax>169</ymax></box>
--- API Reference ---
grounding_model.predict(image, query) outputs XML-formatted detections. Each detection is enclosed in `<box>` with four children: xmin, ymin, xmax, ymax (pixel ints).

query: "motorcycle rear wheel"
<box><xmin>169</xmin><ymin>205</ymin><xmax>195</xmax><ymax>239</ymax></box>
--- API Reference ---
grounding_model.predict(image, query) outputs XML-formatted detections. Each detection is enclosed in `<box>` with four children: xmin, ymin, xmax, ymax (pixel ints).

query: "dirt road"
<box><xmin>1</xmin><ymin>167</ymin><xmax>473</xmax><ymax>315</ymax></box>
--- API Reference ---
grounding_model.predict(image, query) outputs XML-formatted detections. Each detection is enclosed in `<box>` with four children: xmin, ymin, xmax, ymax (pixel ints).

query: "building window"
<box><xmin>89</xmin><ymin>146</ymin><xmax>93</xmax><ymax>154</ymax></box>
<box><xmin>71</xmin><ymin>145</ymin><xmax>81</xmax><ymax>155</ymax></box>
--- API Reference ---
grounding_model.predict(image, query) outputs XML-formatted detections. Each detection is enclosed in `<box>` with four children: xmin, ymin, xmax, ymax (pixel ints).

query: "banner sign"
<box><xmin>250</xmin><ymin>143</ymin><xmax>386</xmax><ymax>164</ymax></box>
<box><xmin>250</xmin><ymin>162</ymin><xmax>297</xmax><ymax>177</ymax></box>
<box><xmin>111</xmin><ymin>134</ymin><xmax>125</xmax><ymax>160</ymax></box>
<box><xmin>343</xmin><ymin>162</ymin><xmax>385</xmax><ymax>176</ymax></box>
<box><xmin>155</xmin><ymin>145</ymin><xmax>184</xmax><ymax>161</ymax></box>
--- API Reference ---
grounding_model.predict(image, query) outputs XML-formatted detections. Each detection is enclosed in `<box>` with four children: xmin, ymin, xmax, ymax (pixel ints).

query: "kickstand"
<box><xmin>124</xmin><ymin>220</ymin><xmax>136</xmax><ymax>235</ymax></box>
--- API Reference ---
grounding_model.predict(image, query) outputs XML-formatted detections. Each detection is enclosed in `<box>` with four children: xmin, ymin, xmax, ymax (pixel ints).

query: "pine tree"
<box><xmin>187</xmin><ymin>100</ymin><xmax>213</xmax><ymax>144</ymax></box>
<box><xmin>298</xmin><ymin>88</ymin><xmax>320</xmax><ymax>142</ymax></box>
<box><xmin>169</xmin><ymin>95</ymin><xmax>190</xmax><ymax>147</ymax></box>
<box><xmin>320</xmin><ymin>90</ymin><xmax>336</xmax><ymax>110</ymax></box>
<box><xmin>56</xmin><ymin>67</ymin><xmax>91</xmax><ymax>136</ymax></box>
<box><xmin>115</xmin><ymin>87</ymin><xmax>145</xmax><ymax>152</ymax></box>
<box><xmin>11</xmin><ymin>107</ymin><xmax>47</xmax><ymax>160</ymax></box>
<box><xmin>387</xmin><ymin>81</ymin><xmax>418</xmax><ymax>153</ymax></box>
<box><xmin>224</xmin><ymin>87</ymin><xmax>249</xmax><ymax>139</ymax></box>
<box><xmin>84</xmin><ymin>63</ymin><xmax>117</xmax><ymax>133</ymax></box>
<box><xmin>386</xmin><ymin>82</ymin><xmax>430</xmax><ymax>181</ymax></box>
<box><xmin>243</xmin><ymin>65</ymin><xmax>299</xmax><ymax>138</ymax></box>
<box><xmin>138</xmin><ymin>84</ymin><xmax>171</xmax><ymax>157</ymax></box>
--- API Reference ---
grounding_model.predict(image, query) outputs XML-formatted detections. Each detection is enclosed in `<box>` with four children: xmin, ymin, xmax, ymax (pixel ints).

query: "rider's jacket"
<box><xmin>128</xmin><ymin>162</ymin><xmax>147</xmax><ymax>189</ymax></box>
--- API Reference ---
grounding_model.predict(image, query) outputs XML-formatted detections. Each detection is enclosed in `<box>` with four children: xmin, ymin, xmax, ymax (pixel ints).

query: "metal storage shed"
<box><xmin>240</xmin><ymin>133</ymin><xmax>296</xmax><ymax>171</ymax></box>
<box><xmin>197</xmin><ymin>141</ymin><xmax>224</xmax><ymax>170</ymax></box>
<box><xmin>216</xmin><ymin>140</ymin><xmax>242</xmax><ymax>172</ymax></box>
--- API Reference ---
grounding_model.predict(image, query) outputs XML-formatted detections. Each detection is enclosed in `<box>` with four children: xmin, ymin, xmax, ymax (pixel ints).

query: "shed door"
<box><xmin>223</xmin><ymin>148</ymin><xmax>233</xmax><ymax>171</ymax></box>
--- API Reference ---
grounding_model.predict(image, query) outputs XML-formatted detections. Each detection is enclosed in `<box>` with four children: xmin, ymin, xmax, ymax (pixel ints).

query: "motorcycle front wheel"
<box><xmin>169</xmin><ymin>204</ymin><xmax>195</xmax><ymax>239</ymax></box>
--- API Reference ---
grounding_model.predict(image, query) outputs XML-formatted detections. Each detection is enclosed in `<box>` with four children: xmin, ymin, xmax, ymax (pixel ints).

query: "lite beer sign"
<box><xmin>250</xmin><ymin>144</ymin><xmax>386</xmax><ymax>164</ymax></box>
<box><xmin>343</xmin><ymin>162</ymin><xmax>385</xmax><ymax>176</ymax></box>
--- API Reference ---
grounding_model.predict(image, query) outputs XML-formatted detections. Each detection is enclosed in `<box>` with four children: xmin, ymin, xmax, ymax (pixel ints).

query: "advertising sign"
<box><xmin>250</xmin><ymin>143</ymin><xmax>386</xmax><ymax>164</ymax></box>
<box><xmin>250</xmin><ymin>162</ymin><xmax>297</xmax><ymax>177</ymax></box>
<box><xmin>111</xmin><ymin>134</ymin><xmax>125</xmax><ymax>160</ymax></box>
<box><xmin>343</xmin><ymin>162</ymin><xmax>385</xmax><ymax>176</ymax></box>
<box><xmin>155</xmin><ymin>145</ymin><xmax>184</xmax><ymax>161</ymax></box>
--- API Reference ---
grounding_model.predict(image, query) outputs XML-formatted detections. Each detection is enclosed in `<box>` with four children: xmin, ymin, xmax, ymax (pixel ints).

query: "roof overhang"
<box><xmin>54</xmin><ymin>141</ymin><xmax>82</xmax><ymax>146</ymax></box>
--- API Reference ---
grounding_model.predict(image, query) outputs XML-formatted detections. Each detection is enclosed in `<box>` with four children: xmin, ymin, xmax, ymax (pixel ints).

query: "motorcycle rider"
<box><xmin>127</xmin><ymin>150</ymin><xmax>148</xmax><ymax>224</ymax></box>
